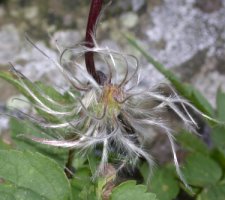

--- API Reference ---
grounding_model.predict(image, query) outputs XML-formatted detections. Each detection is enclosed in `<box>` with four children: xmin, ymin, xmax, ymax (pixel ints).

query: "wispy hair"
<box><xmin>7</xmin><ymin>35</ymin><xmax>213</xmax><ymax>189</ymax></box>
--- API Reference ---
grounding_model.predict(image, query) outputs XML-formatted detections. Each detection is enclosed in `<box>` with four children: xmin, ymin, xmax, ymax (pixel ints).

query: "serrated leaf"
<box><xmin>150</xmin><ymin>167</ymin><xmax>179</xmax><ymax>200</ymax></box>
<box><xmin>0</xmin><ymin>184</ymin><xmax>46</xmax><ymax>200</ymax></box>
<box><xmin>182</xmin><ymin>153</ymin><xmax>222</xmax><ymax>187</ymax></box>
<box><xmin>197</xmin><ymin>179</ymin><xmax>225</xmax><ymax>200</ymax></box>
<box><xmin>0</xmin><ymin>150</ymin><xmax>71</xmax><ymax>200</ymax></box>
<box><xmin>176</xmin><ymin>131</ymin><xmax>209</xmax><ymax>155</ymax></box>
<box><xmin>110</xmin><ymin>180</ymin><xmax>157</xmax><ymax>200</ymax></box>
<box><xmin>126</xmin><ymin>35</ymin><xmax>214</xmax><ymax>116</ymax></box>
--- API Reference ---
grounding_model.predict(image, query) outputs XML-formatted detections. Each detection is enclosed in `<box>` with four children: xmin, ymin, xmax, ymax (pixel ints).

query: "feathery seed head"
<box><xmin>101</xmin><ymin>84</ymin><xmax>123</xmax><ymax>117</ymax></box>
<box><xmin>8</xmin><ymin>35</ymin><xmax>210</xmax><ymax>190</ymax></box>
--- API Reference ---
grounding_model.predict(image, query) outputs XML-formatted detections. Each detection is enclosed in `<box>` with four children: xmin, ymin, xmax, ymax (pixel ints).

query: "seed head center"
<box><xmin>101</xmin><ymin>84</ymin><xmax>124</xmax><ymax>114</ymax></box>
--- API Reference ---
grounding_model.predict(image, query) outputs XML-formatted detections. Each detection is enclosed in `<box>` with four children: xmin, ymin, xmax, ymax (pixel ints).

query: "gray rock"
<box><xmin>24</xmin><ymin>6</ymin><xmax>39</xmax><ymax>20</ymax></box>
<box><xmin>192</xmin><ymin>71</ymin><xmax>225</xmax><ymax>106</ymax></box>
<box><xmin>100</xmin><ymin>39</ymin><xmax>121</xmax><ymax>51</ymax></box>
<box><xmin>15</xmin><ymin>41</ymin><xmax>68</xmax><ymax>89</ymax></box>
<box><xmin>195</xmin><ymin>0</ymin><xmax>223</xmax><ymax>13</ymax></box>
<box><xmin>116</xmin><ymin>1</ymin><xmax>131</xmax><ymax>11</ymax></box>
<box><xmin>120</xmin><ymin>12</ymin><xmax>139</xmax><ymax>29</ymax></box>
<box><xmin>50</xmin><ymin>30</ymin><xmax>82</xmax><ymax>48</ymax></box>
<box><xmin>0</xmin><ymin>116</ymin><xmax>8</xmax><ymax>134</ymax></box>
<box><xmin>0</xmin><ymin>24</ymin><xmax>20</xmax><ymax>64</ymax></box>
<box><xmin>145</xmin><ymin>0</ymin><xmax>225</xmax><ymax>68</ymax></box>
<box><xmin>131</xmin><ymin>0</ymin><xmax>146</xmax><ymax>11</ymax></box>
<box><xmin>0</xmin><ymin>6</ymin><xmax>5</xmax><ymax>18</ymax></box>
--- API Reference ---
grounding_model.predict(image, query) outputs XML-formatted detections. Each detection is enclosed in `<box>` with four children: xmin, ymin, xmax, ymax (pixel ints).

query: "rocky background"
<box><xmin>0</xmin><ymin>0</ymin><xmax>225</xmax><ymax>136</ymax></box>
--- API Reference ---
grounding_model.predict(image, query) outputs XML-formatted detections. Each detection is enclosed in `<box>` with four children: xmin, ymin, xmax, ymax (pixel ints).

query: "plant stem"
<box><xmin>65</xmin><ymin>0</ymin><xmax>103</xmax><ymax>179</ymax></box>
<box><xmin>85</xmin><ymin>0</ymin><xmax>103</xmax><ymax>84</ymax></box>
<box><xmin>65</xmin><ymin>149</ymin><xmax>75</xmax><ymax>179</ymax></box>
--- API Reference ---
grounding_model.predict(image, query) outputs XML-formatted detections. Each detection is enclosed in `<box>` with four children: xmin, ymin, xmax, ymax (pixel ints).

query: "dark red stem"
<box><xmin>85</xmin><ymin>0</ymin><xmax>103</xmax><ymax>84</ymax></box>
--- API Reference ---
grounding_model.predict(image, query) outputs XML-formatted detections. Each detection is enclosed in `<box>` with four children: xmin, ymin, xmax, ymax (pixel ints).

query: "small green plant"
<box><xmin>0</xmin><ymin>1</ymin><xmax>225</xmax><ymax>200</ymax></box>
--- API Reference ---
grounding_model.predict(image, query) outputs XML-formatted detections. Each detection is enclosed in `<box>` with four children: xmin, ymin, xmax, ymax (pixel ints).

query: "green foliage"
<box><xmin>71</xmin><ymin>167</ymin><xmax>97</xmax><ymax>200</ymax></box>
<box><xmin>0</xmin><ymin>150</ymin><xmax>71</xmax><ymax>200</ymax></box>
<box><xmin>182</xmin><ymin>153</ymin><xmax>222</xmax><ymax>187</ymax></box>
<box><xmin>216</xmin><ymin>87</ymin><xmax>225</xmax><ymax>121</ymax></box>
<box><xmin>0</xmin><ymin>184</ymin><xmax>47</xmax><ymax>200</ymax></box>
<box><xmin>149</xmin><ymin>167</ymin><xmax>179</xmax><ymax>200</ymax></box>
<box><xmin>211</xmin><ymin>88</ymin><xmax>225</xmax><ymax>149</ymax></box>
<box><xmin>176</xmin><ymin>131</ymin><xmax>209</xmax><ymax>155</ymax></box>
<box><xmin>197</xmin><ymin>179</ymin><xmax>225</xmax><ymax>200</ymax></box>
<box><xmin>212</xmin><ymin>126</ymin><xmax>225</xmax><ymax>150</ymax></box>
<box><xmin>110</xmin><ymin>181</ymin><xmax>157</xmax><ymax>200</ymax></box>
<box><xmin>88</xmin><ymin>152</ymin><xmax>99</xmax><ymax>176</ymax></box>
<box><xmin>0</xmin><ymin>140</ymin><xmax>11</xmax><ymax>150</ymax></box>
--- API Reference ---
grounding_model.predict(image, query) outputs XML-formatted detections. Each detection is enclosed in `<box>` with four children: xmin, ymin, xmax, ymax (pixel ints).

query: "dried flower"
<box><xmin>9</xmin><ymin>35</ymin><xmax>207</xmax><ymax>188</ymax></box>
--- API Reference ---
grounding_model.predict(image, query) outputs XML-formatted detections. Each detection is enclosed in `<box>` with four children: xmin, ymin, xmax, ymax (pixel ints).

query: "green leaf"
<box><xmin>10</xmin><ymin>117</ymin><xmax>68</xmax><ymax>166</ymax></box>
<box><xmin>150</xmin><ymin>167</ymin><xmax>179</xmax><ymax>200</ymax></box>
<box><xmin>0</xmin><ymin>150</ymin><xmax>71</xmax><ymax>200</ymax></box>
<box><xmin>71</xmin><ymin>167</ymin><xmax>97</xmax><ymax>200</ymax></box>
<box><xmin>176</xmin><ymin>131</ymin><xmax>209</xmax><ymax>155</ymax></box>
<box><xmin>110</xmin><ymin>180</ymin><xmax>157</xmax><ymax>200</ymax></box>
<box><xmin>190</xmin><ymin>87</ymin><xmax>214</xmax><ymax>117</ymax></box>
<box><xmin>211</xmin><ymin>148</ymin><xmax>225</xmax><ymax>170</ymax></box>
<box><xmin>139</xmin><ymin>162</ymin><xmax>150</xmax><ymax>184</ymax></box>
<box><xmin>0</xmin><ymin>184</ymin><xmax>46</xmax><ymax>200</ymax></box>
<box><xmin>73</xmin><ymin>154</ymin><xmax>88</xmax><ymax>169</ymax></box>
<box><xmin>36</xmin><ymin>82</ymin><xmax>74</xmax><ymax>105</ymax></box>
<box><xmin>216</xmin><ymin>87</ymin><xmax>225</xmax><ymax>121</ymax></box>
<box><xmin>179</xmin><ymin>183</ymin><xmax>201</xmax><ymax>197</ymax></box>
<box><xmin>126</xmin><ymin>35</ymin><xmax>214</xmax><ymax>116</ymax></box>
<box><xmin>182</xmin><ymin>153</ymin><xmax>222</xmax><ymax>187</ymax></box>
<box><xmin>88</xmin><ymin>152</ymin><xmax>99</xmax><ymax>176</ymax></box>
<box><xmin>0</xmin><ymin>71</ymin><xmax>73</xmax><ymax>106</ymax></box>
<box><xmin>197</xmin><ymin>179</ymin><xmax>225</xmax><ymax>200</ymax></box>
<box><xmin>212</xmin><ymin>126</ymin><xmax>225</xmax><ymax>148</ymax></box>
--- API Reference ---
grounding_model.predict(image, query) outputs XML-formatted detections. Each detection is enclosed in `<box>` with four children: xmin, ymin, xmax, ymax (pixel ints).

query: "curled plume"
<box><xmin>7</xmin><ymin>33</ymin><xmax>212</xmax><ymax>190</ymax></box>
